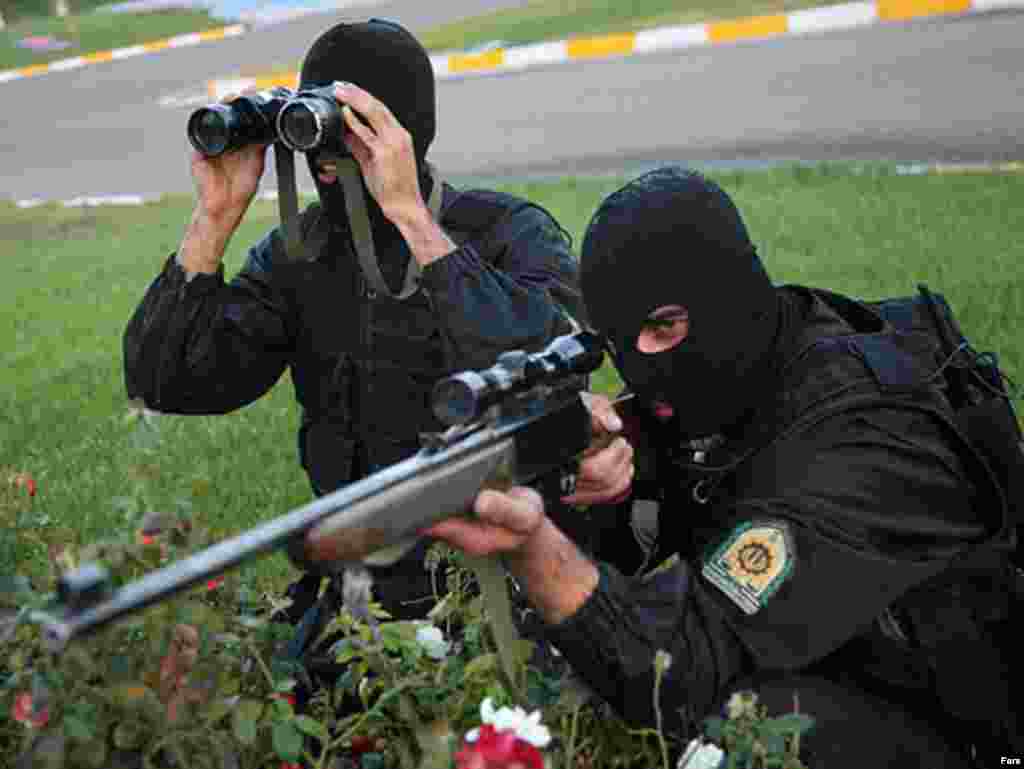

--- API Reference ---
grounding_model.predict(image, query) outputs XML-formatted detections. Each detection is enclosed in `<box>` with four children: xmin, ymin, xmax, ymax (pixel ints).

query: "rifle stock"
<box><xmin>36</xmin><ymin>332</ymin><xmax>606</xmax><ymax>651</ymax></box>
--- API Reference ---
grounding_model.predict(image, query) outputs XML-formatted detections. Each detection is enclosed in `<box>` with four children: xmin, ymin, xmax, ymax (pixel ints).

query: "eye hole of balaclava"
<box><xmin>581</xmin><ymin>167</ymin><xmax>780</xmax><ymax>438</ymax></box>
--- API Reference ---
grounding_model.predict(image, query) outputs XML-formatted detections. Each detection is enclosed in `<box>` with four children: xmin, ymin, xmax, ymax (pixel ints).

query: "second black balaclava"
<box><xmin>580</xmin><ymin>167</ymin><xmax>781</xmax><ymax>438</ymax></box>
<box><xmin>298</xmin><ymin>19</ymin><xmax>437</xmax><ymax>258</ymax></box>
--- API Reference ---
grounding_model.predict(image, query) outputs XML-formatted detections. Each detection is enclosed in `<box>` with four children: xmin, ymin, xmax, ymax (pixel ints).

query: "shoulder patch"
<box><xmin>702</xmin><ymin>520</ymin><xmax>795</xmax><ymax>615</ymax></box>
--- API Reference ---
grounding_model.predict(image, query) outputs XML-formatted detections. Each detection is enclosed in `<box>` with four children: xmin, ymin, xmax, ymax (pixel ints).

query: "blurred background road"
<box><xmin>2</xmin><ymin>2</ymin><xmax>1022</xmax><ymax>200</ymax></box>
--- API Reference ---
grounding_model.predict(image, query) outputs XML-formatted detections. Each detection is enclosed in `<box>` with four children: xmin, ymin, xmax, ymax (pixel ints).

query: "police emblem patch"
<box><xmin>702</xmin><ymin>520</ymin><xmax>795</xmax><ymax>615</ymax></box>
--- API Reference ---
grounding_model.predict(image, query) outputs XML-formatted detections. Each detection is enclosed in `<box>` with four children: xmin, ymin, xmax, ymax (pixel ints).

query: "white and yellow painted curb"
<box><xmin>207</xmin><ymin>0</ymin><xmax>1024</xmax><ymax>97</ymax></box>
<box><xmin>0</xmin><ymin>24</ymin><xmax>245</xmax><ymax>84</ymax></box>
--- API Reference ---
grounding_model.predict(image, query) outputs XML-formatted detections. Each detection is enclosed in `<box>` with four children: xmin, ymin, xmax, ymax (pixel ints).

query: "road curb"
<box><xmin>205</xmin><ymin>0</ymin><xmax>1024</xmax><ymax>97</ymax></box>
<box><xmin>0</xmin><ymin>24</ymin><xmax>245</xmax><ymax>85</ymax></box>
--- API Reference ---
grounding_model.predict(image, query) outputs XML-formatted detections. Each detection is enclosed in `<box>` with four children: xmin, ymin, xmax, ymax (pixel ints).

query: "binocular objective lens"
<box><xmin>279</xmin><ymin>102</ymin><xmax>322</xmax><ymax>151</ymax></box>
<box><xmin>188</xmin><ymin>107</ymin><xmax>231</xmax><ymax>157</ymax></box>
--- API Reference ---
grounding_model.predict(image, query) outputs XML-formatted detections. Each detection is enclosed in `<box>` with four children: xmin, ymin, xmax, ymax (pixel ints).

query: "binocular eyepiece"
<box><xmin>432</xmin><ymin>331</ymin><xmax>607</xmax><ymax>427</ymax></box>
<box><xmin>187</xmin><ymin>84</ymin><xmax>349</xmax><ymax>157</ymax></box>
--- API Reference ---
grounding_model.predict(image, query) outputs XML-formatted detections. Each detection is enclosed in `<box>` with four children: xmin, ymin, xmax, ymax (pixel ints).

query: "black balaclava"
<box><xmin>299</xmin><ymin>19</ymin><xmax>437</xmax><ymax>255</ymax></box>
<box><xmin>581</xmin><ymin>167</ymin><xmax>781</xmax><ymax>439</ymax></box>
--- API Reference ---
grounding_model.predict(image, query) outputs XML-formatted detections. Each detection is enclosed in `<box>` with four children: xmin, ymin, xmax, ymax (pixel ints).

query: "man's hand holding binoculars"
<box><xmin>179</xmin><ymin>84</ymin><xmax>455</xmax><ymax>276</ymax></box>
<box><xmin>180</xmin><ymin>93</ymin><xmax>271</xmax><ymax>276</ymax></box>
<box><xmin>337</xmin><ymin>82</ymin><xmax>456</xmax><ymax>266</ymax></box>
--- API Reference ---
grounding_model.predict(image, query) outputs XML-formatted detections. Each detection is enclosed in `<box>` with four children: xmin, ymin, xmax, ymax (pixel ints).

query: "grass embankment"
<box><xmin>2</xmin><ymin>165</ymin><xmax>1022</xmax><ymax>591</ymax></box>
<box><xmin>419</xmin><ymin>0</ymin><xmax>846</xmax><ymax>52</ymax></box>
<box><xmin>0</xmin><ymin>8</ymin><xmax>230</xmax><ymax>71</ymax></box>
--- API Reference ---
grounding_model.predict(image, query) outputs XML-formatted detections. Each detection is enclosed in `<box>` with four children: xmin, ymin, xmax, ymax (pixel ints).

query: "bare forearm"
<box><xmin>177</xmin><ymin>208</ymin><xmax>239</xmax><ymax>275</ymax></box>
<box><xmin>504</xmin><ymin>517</ymin><xmax>600</xmax><ymax>625</ymax></box>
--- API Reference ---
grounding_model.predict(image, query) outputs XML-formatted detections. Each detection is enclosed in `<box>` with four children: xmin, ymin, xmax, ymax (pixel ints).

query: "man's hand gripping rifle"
<box><xmin>36</xmin><ymin>332</ymin><xmax>607</xmax><ymax>652</ymax></box>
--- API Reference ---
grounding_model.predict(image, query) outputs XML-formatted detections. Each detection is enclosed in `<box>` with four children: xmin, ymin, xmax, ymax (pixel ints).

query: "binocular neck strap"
<box><xmin>274</xmin><ymin>142</ymin><xmax>304</xmax><ymax>262</ymax></box>
<box><xmin>339</xmin><ymin>158</ymin><xmax>444</xmax><ymax>301</ymax></box>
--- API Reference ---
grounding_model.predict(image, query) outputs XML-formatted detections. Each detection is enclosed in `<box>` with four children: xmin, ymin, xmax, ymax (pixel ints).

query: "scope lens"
<box><xmin>188</xmin><ymin>106</ymin><xmax>231</xmax><ymax>157</ymax></box>
<box><xmin>432</xmin><ymin>373</ymin><xmax>489</xmax><ymax>427</ymax></box>
<box><xmin>278</xmin><ymin>101</ymin><xmax>322</xmax><ymax>151</ymax></box>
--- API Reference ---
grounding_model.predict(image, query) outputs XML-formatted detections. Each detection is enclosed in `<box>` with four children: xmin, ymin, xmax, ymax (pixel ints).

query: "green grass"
<box><xmin>2</xmin><ymin>164</ymin><xmax>1022</xmax><ymax>593</ymax></box>
<box><xmin>418</xmin><ymin>0</ymin><xmax>844</xmax><ymax>52</ymax></box>
<box><xmin>0</xmin><ymin>8</ymin><xmax>229</xmax><ymax>71</ymax></box>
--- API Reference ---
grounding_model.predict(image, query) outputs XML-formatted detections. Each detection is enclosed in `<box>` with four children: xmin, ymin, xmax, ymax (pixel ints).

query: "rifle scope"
<box><xmin>432</xmin><ymin>331</ymin><xmax>606</xmax><ymax>427</ymax></box>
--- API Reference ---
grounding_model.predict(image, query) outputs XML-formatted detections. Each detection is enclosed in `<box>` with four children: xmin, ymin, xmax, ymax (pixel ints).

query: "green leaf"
<box><xmin>212</xmin><ymin>736</ymin><xmax>241</xmax><ymax>769</ymax></box>
<box><xmin>426</xmin><ymin>593</ymin><xmax>453</xmax><ymax>622</ymax></box>
<box><xmin>703</xmin><ymin>716</ymin><xmax>725</xmax><ymax>741</ymax></box>
<box><xmin>107</xmin><ymin>682</ymin><xmax>161</xmax><ymax>715</ymax></box>
<box><xmin>231</xmin><ymin>699</ymin><xmax>263</xmax><ymax>746</ymax></box>
<box><xmin>381</xmin><ymin>621</ymin><xmax>420</xmax><ymax>643</ymax></box>
<box><xmin>762</xmin><ymin>733</ymin><xmax>787</xmax><ymax>756</ymax></box>
<box><xmin>204</xmin><ymin>696</ymin><xmax>238</xmax><ymax>726</ymax></box>
<box><xmin>556</xmin><ymin>675</ymin><xmax>593</xmax><ymax>711</ymax></box>
<box><xmin>335</xmin><ymin>639</ymin><xmax>360</xmax><ymax>664</ymax></box>
<box><xmin>179</xmin><ymin>602</ymin><xmax>226</xmax><ymax>634</ymax></box>
<box><xmin>509</xmin><ymin>639</ymin><xmax>535</xmax><ymax>668</ymax></box>
<box><xmin>274</xmin><ymin>678</ymin><xmax>298</xmax><ymax>694</ymax></box>
<box><xmin>463</xmin><ymin>652</ymin><xmax>497</xmax><ymax>679</ymax></box>
<box><xmin>62</xmin><ymin>714</ymin><xmax>93</xmax><ymax>741</ymax></box>
<box><xmin>294</xmin><ymin>715</ymin><xmax>328</xmax><ymax>741</ymax></box>
<box><xmin>763</xmin><ymin>714</ymin><xmax>815</xmax><ymax>736</ymax></box>
<box><xmin>396</xmin><ymin>693</ymin><xmax>421</xmax><ymax>730</ymax></box>
<box><xmin>361</xmin><ymin>752</ymin><xmax>385</xmax><ymax>769</ymax></box>
<box><xmin>272</xmin><ymin>721</ymin><xmax>303</xmax><ymax>762</ymax></box>
<box><xmin>335</xmin><ymin>668</ymin><xmax>356</xmax><ymax>698</ymax></box>
<box><xmin>0</xmin><ymin>574</ymin><xmax>32</xmax><ymax>600</ymax></box>
<box><xmin>107</xmin><ymin>652</ymin><xmax>134</xmax><ymax>681</ymax></box>
<box><xmin>112</xmin><ymin>720</ymin><xmax>146</xmax><ymax>750</ymax></box>
<box><xmin>77</xmin><ymin>739</ymin><xmax>109</xmax><ymax>769</ymax></box>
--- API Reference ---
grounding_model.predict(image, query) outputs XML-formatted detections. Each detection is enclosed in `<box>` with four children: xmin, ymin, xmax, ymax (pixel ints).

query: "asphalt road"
<box><xmin>2</xmin><ymin>7</ymin><xmax>1022</xmax><ymax>200</ymax></box>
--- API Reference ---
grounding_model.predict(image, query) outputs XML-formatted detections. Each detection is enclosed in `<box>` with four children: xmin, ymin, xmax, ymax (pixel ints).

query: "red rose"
<box><xmin>206</xmin><ymin>576</ymin><xmax>225</xmax><ymax>591</ymax></box>
<box><xmin>13</xmin><ymin>472</ymin><xmax>36</xmax><ymax>498</ymax></box>
<box><xmin>11</xmin><ymin>693</ymin><xmax>49</xmax><ymax>728</ymax></box>
<box><xmin>454</xmin><ymin>724</ymin><xmax>544</xmax><ymax>769</ymax></box>
<box><xmin>272</xmin><ymin>692</ymin><xmax>297</xmax><ymax>708</ymax></box>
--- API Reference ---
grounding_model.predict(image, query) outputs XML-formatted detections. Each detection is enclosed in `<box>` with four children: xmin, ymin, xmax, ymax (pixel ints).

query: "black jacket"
<box><xmin>125</xmin><ymin>184</ymin><xmax>583</xmax><ymax>485</ymax></box>
<box><xmin>123</xmin><ymin>185</ymin><xmax>585</xmax><ymax>612</ymax></box>
<box><xmin>543</xmin><ymin>286</ymin><xmax>1017</xmax><ymax>759</ymax></box>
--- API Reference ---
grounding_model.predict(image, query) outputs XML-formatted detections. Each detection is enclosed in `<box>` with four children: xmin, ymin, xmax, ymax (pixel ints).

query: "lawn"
<box><xmin>2</xmin><ymin>164</ymin><xmax>1022</xmax><ymax>593</ymax></box>
<box><xmin>417</xmin><ymin>0</ymin><xmax>849</xmax><ymax>52</ymax></box>
<box><xmin>0</xmin><ymin>8</ymin><xmax>231</xmax><ymax>71</ymax></box>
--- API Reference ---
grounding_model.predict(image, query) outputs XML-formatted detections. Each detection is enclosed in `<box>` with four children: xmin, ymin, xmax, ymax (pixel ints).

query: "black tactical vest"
<box><xmin>671</xmin><ymin>287</ymin><xmax>1019</xmax><ymax>756</ymax></box>
<box><xmin>276</xmin><ymin>186</ymin><xmax>579</xmax><ymax>497</ymax></box>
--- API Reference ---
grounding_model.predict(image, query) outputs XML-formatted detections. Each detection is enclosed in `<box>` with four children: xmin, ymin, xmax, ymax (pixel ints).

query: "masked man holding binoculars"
<box><xmin>123</xmin><ymin>20</ymin><xmax>615</xmax><ymax>643</ymax></box>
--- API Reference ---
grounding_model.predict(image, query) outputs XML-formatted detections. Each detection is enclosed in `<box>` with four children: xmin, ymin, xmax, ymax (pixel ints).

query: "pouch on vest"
<box><xmin>868</xmin><ymin>285</ymin><xmax>1024</xmax><ymax>562</ymax></box>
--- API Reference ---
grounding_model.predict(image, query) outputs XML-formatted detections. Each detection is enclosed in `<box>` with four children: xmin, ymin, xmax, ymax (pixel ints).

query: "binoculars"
<box><xmin>186</xmin><ymin>84</ymin><xmax>348</xmax><ymax>157</ymax></box>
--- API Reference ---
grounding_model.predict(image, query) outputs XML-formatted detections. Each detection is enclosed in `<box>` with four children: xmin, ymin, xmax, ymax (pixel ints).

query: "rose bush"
<box><xmin>1</xmin><ymin>409</ymin><xmax>813</xmax><ymax>769</ymax></box>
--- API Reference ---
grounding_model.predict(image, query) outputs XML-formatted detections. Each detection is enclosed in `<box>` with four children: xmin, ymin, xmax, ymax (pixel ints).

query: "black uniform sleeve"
<box><xmin>418</xmin><ymin>203</ymin><xmax>585</xmax><ymax>370</ymax></box>
<box><xmin>542</xmin><ymin>558</ymin><xmax>750</xmax><ymax>740</ymax></box>
<box><xmin>539</xmin><ymin>404</ymin><xmax>990</xmax><ymax>739</ymax></box>
<box><xmin>123</xmin><ymin>232</ymin><xmax>295</xmax><ymax>415</ymax></box>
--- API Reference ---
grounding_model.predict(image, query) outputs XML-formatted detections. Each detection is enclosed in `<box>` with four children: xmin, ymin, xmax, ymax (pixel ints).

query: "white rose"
<box><xmin>415</xmin><ymin>624</ymin><xmax>451</xmax><ymax>660</ymax></box>
<box><xmin>465</xmin><ymin>697</ymin><xmax>552</xmax><ymax>749</ymax></box>
<box><xmin>677</xmin><ymin>738</ymin><xmax>724</xmax><ymax>769</ymax></box>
